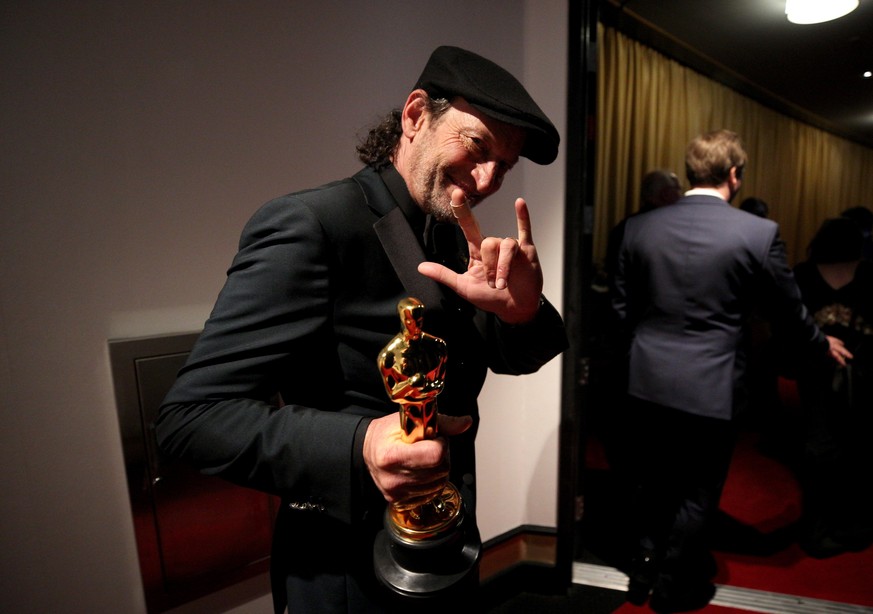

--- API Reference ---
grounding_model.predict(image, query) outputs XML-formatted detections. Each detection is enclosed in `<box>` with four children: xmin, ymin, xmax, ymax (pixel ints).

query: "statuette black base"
<box><xmin>373</xmin><ymin>507</ymin><xmax>481</xmax><ymax>598</ymax></box>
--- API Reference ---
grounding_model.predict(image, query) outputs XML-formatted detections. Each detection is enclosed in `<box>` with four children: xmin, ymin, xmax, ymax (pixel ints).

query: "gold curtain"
<box><xmin>595</xmin><ymin>24</ymin><xmax>873</xmax><ymax>267</ymax></box>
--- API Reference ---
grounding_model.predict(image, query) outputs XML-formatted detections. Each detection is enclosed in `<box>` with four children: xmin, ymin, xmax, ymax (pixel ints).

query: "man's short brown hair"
<box><xmin>685</xmin><ymin>129</ymin><xmax>747</xmax><ymax>187</ymax></box>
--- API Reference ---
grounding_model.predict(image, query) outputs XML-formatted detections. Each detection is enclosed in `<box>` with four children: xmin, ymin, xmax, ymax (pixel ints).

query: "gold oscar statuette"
<box><xmin>372</xmin><ymin>297</ymin><xmax>480</xmax><ymax>597</ymax></box>
<box><xmin>377</xmin><ymin>296</ymin><xmax>462</xmax><ymax>540</ymax></box>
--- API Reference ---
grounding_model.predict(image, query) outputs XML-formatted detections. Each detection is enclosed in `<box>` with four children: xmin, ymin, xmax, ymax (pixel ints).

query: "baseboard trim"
<box><xmin>479</xmin><ymin>525</ymin><xmax>563</xmax><ymax>606</ymax></box>
<box><xmin>480</xmin><ymin>525</ymin><xmax>558</xmax><ymax>581</ymax></box>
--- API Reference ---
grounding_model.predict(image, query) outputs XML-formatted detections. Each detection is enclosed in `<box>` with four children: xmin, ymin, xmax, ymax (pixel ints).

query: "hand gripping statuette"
<box><xmin>373</xmin><ymin>297</ymin><xmax>480</xmax><ymax>598</ymax></box>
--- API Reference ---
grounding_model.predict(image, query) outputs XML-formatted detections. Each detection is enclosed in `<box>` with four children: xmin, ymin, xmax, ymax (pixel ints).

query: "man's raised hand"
<box><xmin>418</xmin><ymin>188</ymin><xmax>543</xmax><ymax>324</ymax></box>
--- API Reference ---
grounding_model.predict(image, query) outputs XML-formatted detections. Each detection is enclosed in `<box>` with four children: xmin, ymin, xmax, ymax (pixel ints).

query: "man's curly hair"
<box><xmin>356</xmin><ymin>96</ymin><xmax>451</xmax><ymax>169</ymax></box>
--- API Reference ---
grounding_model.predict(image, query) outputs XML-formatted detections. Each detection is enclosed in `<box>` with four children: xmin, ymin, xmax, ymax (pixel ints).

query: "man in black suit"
<box><xmin>612</xmin><ymin>129</ymin><xmax>851</xmax><ymax>613</ymax></box>
<box><xmin>156</xmin><ymin>46</ymin><xmax>567</xmax><ymax>613</ymax></box>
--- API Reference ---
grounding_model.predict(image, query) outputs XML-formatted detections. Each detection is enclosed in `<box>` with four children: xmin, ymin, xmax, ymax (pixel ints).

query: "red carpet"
<box><xmin>582</xmin><ymin>428</ymin><xmax>873</xmax><ymax>611</ymax></box>
<box><xmin>713</xmin><ymin>430</ymin><xmax>873</xmax><ymax>607</ymax></box>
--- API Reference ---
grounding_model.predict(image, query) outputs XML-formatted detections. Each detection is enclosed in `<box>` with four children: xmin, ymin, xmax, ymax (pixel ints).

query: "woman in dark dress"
<box><xmin>793</xmin><ymin>217</ymin><xmax>873</xmax><ymax>558</ymax></box>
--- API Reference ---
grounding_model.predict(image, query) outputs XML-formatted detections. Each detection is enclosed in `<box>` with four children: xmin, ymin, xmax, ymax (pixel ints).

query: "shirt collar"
<box><xmin>684</xmin><ymin>188</ymin><xmax>724</xmax><ymax>199</ymax></box>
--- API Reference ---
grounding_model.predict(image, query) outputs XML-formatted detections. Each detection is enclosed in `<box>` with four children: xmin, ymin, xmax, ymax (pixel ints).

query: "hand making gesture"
<box><xmin>418</xmin><ymin>188</ymin><xmax>543</xmax><ymax>325</ymax></box>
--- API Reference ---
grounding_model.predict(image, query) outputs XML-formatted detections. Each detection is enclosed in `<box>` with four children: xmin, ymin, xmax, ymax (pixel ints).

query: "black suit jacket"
<box><xmin>156</xmin><ymin>165</ymin><xmax>567</xmax><ymax>611</ymax></box>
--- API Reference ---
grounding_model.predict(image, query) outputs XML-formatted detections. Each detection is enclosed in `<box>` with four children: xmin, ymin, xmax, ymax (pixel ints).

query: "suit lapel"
<box><xmin>354</xmin><ymin>166</ymin><xmax>459</xmax><ymax>315</ymax></box>
<box><xmin>374</xmin><ymin>207</ymin><xmax>445</xmax><ymax>309</ymax></box>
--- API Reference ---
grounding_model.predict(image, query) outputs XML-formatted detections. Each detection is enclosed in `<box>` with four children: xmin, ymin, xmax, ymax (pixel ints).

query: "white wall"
<box><xmin>0</xmin><ymin>2</ymin><xmax>567</xmax><ymax>612</ymax></box>
<box><xmin>476</xmin><ymin>0</ymin><xmax>568</xmax><ymax>538</ymax></box>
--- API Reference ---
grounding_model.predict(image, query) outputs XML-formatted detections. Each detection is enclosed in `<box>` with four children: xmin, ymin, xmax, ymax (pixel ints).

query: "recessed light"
<box><xmin>785</xmin><ymin>0</ymin><xmax>859</xmax><ymax>24</ymax></box>
<box><xmin>864</xmin><ymin>71</ymin><xmax>873</xmax><ymax>79</ymax></box>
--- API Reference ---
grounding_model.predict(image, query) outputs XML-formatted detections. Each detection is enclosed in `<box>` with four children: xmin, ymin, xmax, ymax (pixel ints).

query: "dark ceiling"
<box><xmin>602</xmin><ymin>0</ymin><xmax>873</xmax><ymax>148</ymax></box>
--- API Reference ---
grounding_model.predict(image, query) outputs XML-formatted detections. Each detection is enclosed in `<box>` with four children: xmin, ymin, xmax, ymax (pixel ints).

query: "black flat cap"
<box><xmin>414</xmin><ymin>46</ymin><xmax>560</xmax><ymax>165</ymax></box>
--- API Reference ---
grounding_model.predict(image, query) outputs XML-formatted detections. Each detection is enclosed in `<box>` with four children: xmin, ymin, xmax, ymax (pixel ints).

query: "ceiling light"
<box><xmin>785</xmin><ymin>0</ymin><xmax>859</xmax><ymax>24</ymax></box>
<box><xmin>864</xmin><ymin>71</ymin><xmax>873</xmax><ymax>79</ymax></box>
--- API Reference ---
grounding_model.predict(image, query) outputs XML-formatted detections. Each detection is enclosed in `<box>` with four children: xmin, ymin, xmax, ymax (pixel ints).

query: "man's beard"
<box><xmin>727</xmin><ymin>185</ymin><xmax>740</xmax><ymax>203</ymax></box>
<box><xmin>414</xmin><ymin>164</ymin><xmax>455</xmax><ymax>222</ymax></box>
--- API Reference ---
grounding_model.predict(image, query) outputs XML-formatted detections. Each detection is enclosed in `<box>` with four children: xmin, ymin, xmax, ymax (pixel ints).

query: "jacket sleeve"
<box><xmin>483</xmin><ymin>296</ymin><xmax>569</xmax><ymax>375</ymax></box>
<box><xmin>155</xmin><ymin>195</ymin><xmax>370</xmax><ymax>525</ymax></box>
<box><xmin>756</xmin><ymin>229</ymin><xmax>829</xmax><ymax>360</ymax></box>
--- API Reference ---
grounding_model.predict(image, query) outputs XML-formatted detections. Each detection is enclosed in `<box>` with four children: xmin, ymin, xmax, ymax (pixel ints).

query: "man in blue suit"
<box><xmin>612</xmin><ymin>129</ymin><xmax>851</xmax><ymax>613</ymax></box>
<box><xmin>156</xmin><ymin>46</ymin><xmax>567</xmax><ymax>613</ymax></box>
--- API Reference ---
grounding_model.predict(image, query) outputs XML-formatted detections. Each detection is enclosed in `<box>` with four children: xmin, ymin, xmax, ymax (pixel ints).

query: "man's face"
<box><xmin>406</xmin><ymin>98</ymin><xmax>525</xmax><ymax>222</ymax></box>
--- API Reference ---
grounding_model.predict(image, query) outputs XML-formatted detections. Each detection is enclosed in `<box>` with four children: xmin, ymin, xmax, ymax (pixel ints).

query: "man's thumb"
<box><xmin>437</xmin><ymin>414</ymin><xmax>473</xmax><ymax>436</ymax></box>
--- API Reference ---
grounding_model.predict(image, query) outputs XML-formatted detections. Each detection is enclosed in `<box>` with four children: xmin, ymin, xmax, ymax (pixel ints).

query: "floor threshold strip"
<box><xmin>572</xmin><ymin>561</ymin><xmax>873</xmax><ymax>614</ymax></box>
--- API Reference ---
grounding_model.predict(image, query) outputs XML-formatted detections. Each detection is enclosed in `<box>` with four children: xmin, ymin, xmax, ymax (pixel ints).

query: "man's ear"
<box><xmin>732</xmin><ymin>165</ymin><xmax>746</xmax><ymax>182</ymax></box>
<box><xmin>728</xmin><ymin>165</ymin><xmax>740</xmax><ymax>187</ymax></box>
<box><xmin>401</xmin><ymin>89</ymin><xmax>429</xmax><ymax>138</ymax></box>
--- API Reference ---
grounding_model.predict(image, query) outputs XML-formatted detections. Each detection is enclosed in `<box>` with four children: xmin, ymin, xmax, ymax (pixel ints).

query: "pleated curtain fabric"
<box><xmin>594</xmin><ymin>24</ymin><xmax>873</xmax><ymax>268</ymax></box>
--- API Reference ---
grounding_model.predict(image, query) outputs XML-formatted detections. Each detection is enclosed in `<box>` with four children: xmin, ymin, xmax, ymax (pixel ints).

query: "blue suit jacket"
<box><xmin>613</xmin><ymin>194</ymin><xmax>827</xmax><ymax>420</ymax></box>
